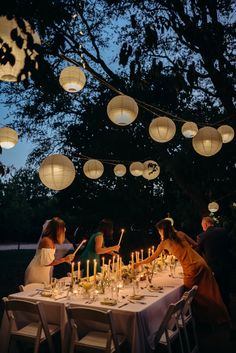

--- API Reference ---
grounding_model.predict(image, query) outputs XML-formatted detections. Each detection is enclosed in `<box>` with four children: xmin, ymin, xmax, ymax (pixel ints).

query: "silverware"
<box><xmin>128</xmin><ymin>299</ymin><xmax>146</xmax><ymax>305</ymax></box>
<box><xmin>118</xmin><ymin>302</ymin><xmax>129</xmax><ymax>308</ymax></box>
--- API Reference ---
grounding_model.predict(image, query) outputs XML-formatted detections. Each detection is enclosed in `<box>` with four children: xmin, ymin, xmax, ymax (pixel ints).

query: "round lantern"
<box><xmin>208</xmin><ymin>201</ymin><xmax>219</xmax><ymax>213</ymax></box>
<box><xmin>149</xmin><ymin>116</ymin><xmax>176</xmax><ymax>143</ymax></box>
<box><xmin>0</xmin><ymin>127</ymin><xmax>18</xmax><ymax>149</ymax></box>
<box><xmin>39</xmin><ymin>154</ymin><xmax>75</xmax><ymax>191</ymax></box>
<box><xmin>142</xmin><ymin>160</ymin><xmax>160</xmax><ymax>180</ymax></box>
<box><xmin>114</xmin><ymin>164</ymin><xmax>126</xmax><ymax>177</ymax></box>
<box><xmin>217</xmin><ymin>125</ymin><xmax>234</xmax><ymax>143</ymax></box>
<box><xmin>0</xmin><ymin>16</ymin><xmax>40</xmax><ymax>82</ymax></box>
<box><xmin>164</xmin><ymin>217</ymin><xmax>174</xmax><ymax>226</ymax></box>
<box><xmin>181</xmin><ymin>121</ymin><xmax>198</xmax><ymax>138</ymax></box>
<box><xmin>107</xmin><ymin>95</ymin><xmax>138</xmax><ymax>126</ymax></box>
<box><xmin>83</xmin><ymin>159</ymin><xmax>104</xmax><ymax>179</ymax></box>
<box><xmin>129</xmin><ymin>162</ymin><xmax>144</xmax><ymax>176</ymax></box>
<box><xmin>59</xmin><ymin>66</ymin><xmax>86</xmax><ymax>92</ymax></box>
<box><xmin>192</xmin><ymin>127</ymin><xmax>222</xmax><ymax>157</ymax></box>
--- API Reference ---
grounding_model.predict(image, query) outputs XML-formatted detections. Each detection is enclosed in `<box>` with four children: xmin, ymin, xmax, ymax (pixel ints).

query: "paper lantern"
<box><xmin>0</xmin><ymin>16</ymin><xmax>40</xmax><ymax>82</ymax></box>
<box><xmin>142</xmin><ymin>160</ymin><xmax>160</xmax><ymax>180</ymax></box>
<box><xmin>0</xmin><ymin>127</ymin><xmax>18</xmax><ymax>149</ymax></box>
<box><xmin>164</xmin><ymin>217</ymin><xmax>174</xmax><ymax>226</ymax></box>
<box><xmin>107</xmin><ymin>95</ymin><xmax>138</xmax><ymax>126</ymax></box>
<box><xmin>217</xmin><ymin>125</ymin><xmax>234</xmax><ymax>143</ymax></box>
<box><xmin>181</xmin><ymin>122</ymin><xmax>198</xmax><ymax>138</ymax></box>
<box><xmin>83</xmin><ymin>159</ymin><xmax>104</xmax><ymax>179</ymax></box>
<box><xmin>192</xmin><ymin>127</ymin><xmax>222</xmax><ymax>157</ymax></box>
<box><xmin>129</xmin><ymin>162</ymin><xmax>144</xmax><ymax>176</ymax></box>
<box><xmin>59</xmin><ymin>66</ymin><xmax>86</xmax><ymax>92</ymax></box>
<box><xmin>39</xmin><ymin>154</ymin><xmax>75</xmax><ymax>190</ymax></box>
<box><xmin>114</xmin><ymin>164</ymin><xmax>126</xmax><ymax>177</ymax></box>
<box><xmin>208</xmin><ymin>201</ymin><xmax>219</xmax><ymax>213</ymax></box>
<box><xmin>149</xmin><ymin>116</ymin><xmax>176</xmax><ymax>143</ymax></box>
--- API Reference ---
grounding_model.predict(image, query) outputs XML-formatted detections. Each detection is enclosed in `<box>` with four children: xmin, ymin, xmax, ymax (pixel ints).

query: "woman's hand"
<box><xmin>113</xmin><ymin>245</ymin><xmax>120</xmax><ymax>253</ymax></box>
<box><xmin>64</xmin><ymin>254</ymin><xmax>75</xmax><ymax>263</ymax></box>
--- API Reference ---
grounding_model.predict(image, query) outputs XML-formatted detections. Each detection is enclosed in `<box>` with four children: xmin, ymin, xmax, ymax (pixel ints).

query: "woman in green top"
<box><xmin>79</xmin><ymin>219</ymin><xmax>120</xmax><ymax>274</ymax></box>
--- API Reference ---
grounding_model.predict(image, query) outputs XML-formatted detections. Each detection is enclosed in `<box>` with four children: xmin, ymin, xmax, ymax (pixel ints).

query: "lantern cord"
<box><xmin>77</xmin><ymin>152</ymin><xmax>159</xmax><ymax>165</ymax></box>
<box><xmin>59</xmin><ymin>52</ymin><xmax>233</xmax><ymax>128</ymax></box>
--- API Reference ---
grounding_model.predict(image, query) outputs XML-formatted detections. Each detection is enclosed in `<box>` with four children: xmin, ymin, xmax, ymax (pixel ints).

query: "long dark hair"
<box><xmin>97</xmin><ymin>219</ymin><xmax>113</xmax><ymax>237</ymax></box>
<box><xmin>41</xmin><ymin>217</ymin><xmax>65</xmax><ymax>243</ymax></box>
<box><xmin>155</xmin><ymin>219</ymin><xmax>181</xmax><ymax>244</ymax></box>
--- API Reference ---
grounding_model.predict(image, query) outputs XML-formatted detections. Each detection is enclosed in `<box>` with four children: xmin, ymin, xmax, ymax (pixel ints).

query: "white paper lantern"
<box><xmin>83</xmin><ymin>159</ymin><xmax>104</xmax><ymax>179</ymax></box>
<box><xmin>164</xmin><ymin>217</ymin><xmax>174</xmax><ymax>226</ymax></box>
<box><xmin>39</xmin><ymin>154</ymin><xmax>75</xmax><ymax>190</ymax></box>
<box><xmin>107</xmin><ymin>95</ymin><xmax>138</xmax><ymax>126</ymax></box>
<box><xmin>149</xmin><ymin>116</ymin><xmax>176</xmax><ymax>143</ymax></box>
<box><xmin>208</xmin><ymin>201</ymin><xmax>219</xmax><ymax>213</ymax></box>
<box><xmin>129</xmin><ymin>162</ymin><xmax>144</xmax><ymax>176</ymax></box>
<box><xmin>142</xmin><ymin>160</ymin><xmax>160</xmax><ymax>180</ymax></box>
<box><xmin>59</xmin><ymin>66</ymin><xmax>86</xmax><ymax>92</ymax></box>
<box><xmin>0</xmin><ymin>127</ymin><xmax>18</xmax><ymax>149</ymax></box>
<box><xmin>181</xmin><ymin>122</ymin><xmax>198</xmax><ymax>138</ymax></box>
<box><xmin>217</xmin><ymin>125</ymin><xmax>234</xmax><ymax>143</ymax></box>
<box><xmin>114</xmin><ymin>164</ymin><xmax>126</xmax><ymax>177</ymax></box>
<box><xmin>192</xmin><ymin>127</ymin><xmax>222</xmax><ymax>157</ymax></box>
<box><xmin>0</xmin><ymin>16</ymin><xmax>40</xmax><ymax>82</ymax></box>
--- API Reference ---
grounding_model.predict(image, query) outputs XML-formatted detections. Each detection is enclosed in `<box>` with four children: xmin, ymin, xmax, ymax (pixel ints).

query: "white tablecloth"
<box><xmin>0</xmin><ymin>269</ymin><xmax>184</xmax><ymax>353</ymax></box>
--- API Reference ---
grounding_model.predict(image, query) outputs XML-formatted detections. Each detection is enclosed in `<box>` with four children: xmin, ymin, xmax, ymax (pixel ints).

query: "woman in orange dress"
<box><xmin>135</xmin><ymin>219</ymin><xmax>230</xmax><ymax>325</ymax></box>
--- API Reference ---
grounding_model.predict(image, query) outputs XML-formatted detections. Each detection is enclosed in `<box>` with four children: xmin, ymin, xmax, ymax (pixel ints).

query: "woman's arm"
<box><xmin>95</xmin><ymin>235</ymin><xmax>120</xmax><ymax>254</ymax></box>
<box><xmin>134</xmin><ymin>242</ymin><xmax>164</xmax><ymax>268</ymax></box>
<box><xmin>39</xmin><ymin>237</ymin><xmax>74</xmax><ymax>266</ymax></box>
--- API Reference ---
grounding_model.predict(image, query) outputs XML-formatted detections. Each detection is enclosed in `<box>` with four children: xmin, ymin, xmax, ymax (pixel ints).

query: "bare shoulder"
<box><xmin>39</xmin><ymin>237</ymin><xmax>55</xmax><ymax>249</ymax></box>
<box><xmin>176</xmin><ymin>231</ymin><xmax>186</xmax><ymax>239</ymax></box>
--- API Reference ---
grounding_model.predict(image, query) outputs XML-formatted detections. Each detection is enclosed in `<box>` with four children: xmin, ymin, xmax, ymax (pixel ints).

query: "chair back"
<box><xmin>19</xmin><ymin>283</ymin><xmax>44</xmax><ymax>292</ymax></box>
<box><xmin>182</xmin><ymin>285</ymin><xmax>198</xmax><ymax>319</ymax></box>
<box><xmin>66</xmin><ymin>306</ymin><xmax>120</xmax><ymax>353</ymax></box>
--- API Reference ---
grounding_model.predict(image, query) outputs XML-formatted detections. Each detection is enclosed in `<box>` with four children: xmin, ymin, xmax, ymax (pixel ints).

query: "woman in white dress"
<box><xmin>24</xmin><ymin>217</ymin><xmax>74</xmax><ymax>284</ymax></box>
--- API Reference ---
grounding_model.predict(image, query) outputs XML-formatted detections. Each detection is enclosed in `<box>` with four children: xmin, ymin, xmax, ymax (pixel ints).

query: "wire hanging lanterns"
<box><xmin>192</xmin><ymin>127</ymin><xmax>223</xmax><ymax>157</ymax></box>
<box><xmin>129</xmin><ymin>162</ymin><xmax>144</xmax><ymax>176</ymax></box>
<box><xmin>107</xmin><ymin>95</ymin><xmax>139</xmax><ymax>126</ymax></box>
<box><xmin>114</xmin><ymin>164</ymin><xmax>126</xmax><ymax>177</ymax></box>
<box><xmin>181</xmin><ymin>122</ymin><xmax>198</xmax><ymax>138</ymax></box>
<box><xmin>0</xmin><ymin>127</ymin><xmax>18</xmax><ymax>149</ymax></box>
<box><xmin>149</xmin><ymin>116</ymin><xmax>176</xmax><ymax>143</ymax></box>
<box><xmin>39</xmin><ymin>154</ymin><xmax>76</xmax><ymax>190</ymax></box>
<box><xmin>217</xmin><ymin>125</ymin><xmax>234</xmax><ymax>143</ymax></box>
<box><xmin>0</xmin><ymin>16</ymin><xmax>40</xmax><ymax>82</ymax></box>
<box><xmin>59</xmin><ymin>66</ymin><xmax>86</xmax><ymax>92</ymax></box>
<box><xmin>83</xmin><ymin>159</ymin><xmax>104</xmax><ymax>179</ymax></box>
<box><xmin>142</xmin><ymin>160</ymin><xmax>160</xmax><ymax>180</ymax></box>
<box><xmin>208</xmin><ymin>201</ymin><xmax>219</xmax><ymax>213</ymax></box>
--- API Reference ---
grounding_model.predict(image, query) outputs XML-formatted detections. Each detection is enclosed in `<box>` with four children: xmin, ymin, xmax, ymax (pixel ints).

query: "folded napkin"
<box><xmin>54</xmin><ymin>293</ymin><xmax>68</xmax><ymax>300</ymax></box>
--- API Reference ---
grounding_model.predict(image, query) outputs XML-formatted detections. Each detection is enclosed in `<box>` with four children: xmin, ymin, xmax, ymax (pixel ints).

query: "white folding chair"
<box><xmin>179</xmin><ymin>285</ymin><xmax>199</xmax><ymax>353</ymax></box>
<box><xmin>153</xmin><ymin>298</ymin><xmax>185</xmax><ymax>353</ymax></box>
<box><xmin>2</xmin><ymin>297</ymin><xmax>60</xmax><ymax>353</ymax></box>
<box><xmin>19</xmin><ymin>283</ymin><xmax>44</xmax><ymax>292</ymax></box>
<box><xmin>66</xmin><ymin>306</ymin><xmax>126</xmax><ymax>353</ymax></box>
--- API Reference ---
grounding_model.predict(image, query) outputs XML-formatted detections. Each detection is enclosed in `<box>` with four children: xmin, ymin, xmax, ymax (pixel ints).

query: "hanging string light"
<box><xmin>192</xmin><ymin>127</ymin><xmax>223</xmax><ymax>157</ymax></box>
<box><xmin>149</xmin><ymin>116</ymin><xmax>176</xmax><ymax>143</ymax></box>
<box><xmin>181</xmin><ymin>122</ymin><xmax>198</xmax><ymax>138</ymax></box>
<box><xmin>0</xmin><ymin>127</ymin><xmax>18</xmax><ymax>149</ymax></box>
<box><xmin>114</xmin><ymin>164</ymin><xmax>126</xmax><ymax>177</ymax></box>
<box><xmin>59</xmin><ymin>66</ymin><xmax>86</xmax><ymax>92</ymax></box>
<box><xmin>142</xmin><ymin>160</ymin><xmax>160</xmax><ymax>180</ymax></box>
<box><xmin>208</xmin><ymin>201</ymin><xmax>219</xmax><ymax>213</ymax></box>
<box><xmin>107</xmin><ymin>95</ymin><xmax>139</xmax><ymax>126</ymax></box>
<box><xmin>129</xmin><ymin>162</ymin><xmax>144</xmax><ymax>176</ymax></box>
<box><xmin>217</xmin><ymin>125</ymin><xmax>234</xmax><ymax>143</ymax></box>
<box><xmin>83</xmin><ymin>159</ymin><xmax>104</xmax><ymax>179</ymax></box>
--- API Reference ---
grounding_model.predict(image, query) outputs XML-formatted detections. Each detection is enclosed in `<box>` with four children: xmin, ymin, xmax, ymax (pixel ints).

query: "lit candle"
<box><xmin>119</xmin><ymin>256</ymin><xmax>122</xmax><ymax>274</ymax></box>
<box><xmin>102</xmin><ymin>256</ymin><xmax>105</xmax><ymax>275</ymax></box>
<box><xmin>77</xmin><ymin>261</ymin><xmax>81</xmax><ymax>280</ymax></box>
<box><xmin>152</xmin><ymin>246</ymin><xmax>155</xmax><ymax>255</ymax></box>
<box><xmin>71</xmin><ymin>262</ymin><xmax>74</xmax><ymax>278</ymax></box>
<box><xmin>148</xmin><ymin>248</ymin><xmax>151</xmax><ymax>257</ymax></box>
<box><xmin>112</xmin><ymin>255</ymin><xmax>115</xmax><ymax>273</ymax></box>
<box><xmin>93</xmin><ymin>259</ymin><xmax>97</xmax><ymax>282</ymax></box>
<box><xmin>86</xmin><ymin>259</ymin><xmax>90</xmax><ymax>279</ymax></box>
<box><xmin>141</xmin><ymin>249</ymin><xmax>144</xmax><ymax>262</ymax></box>
<box><xmin>108</xmin><ymin>259</ymin><xmax>111</xmax><ymax>277</ymax></box>
<box><xmin>131</xmin><ymin>252</ymin><xmax>134</xmax><ymax>270</ymax></box>
<box><xmin>118</xmin><ymin>228</ymin><xmax>125</xmax><ymax>246</ymax></box>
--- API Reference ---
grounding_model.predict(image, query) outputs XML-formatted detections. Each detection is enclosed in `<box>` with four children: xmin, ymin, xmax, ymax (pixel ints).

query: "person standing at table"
<box><xmin>24</xmin><ymin>217</ymin><xmax>75</xmax><ymax>285</ymax></box>
<box><xmin>135</xmin><ymin>219</ymin><xmax>230</xmax><ymax>325</ymax></box>
<box><xmin>79</xmin><ymin>219</ymin><xmax>120</xmax><ymax>274</ymax></box>
<box><xmin>197</xmin><ymin>216</ymin><xmax>232</xmax><ymax>311</ymax></box>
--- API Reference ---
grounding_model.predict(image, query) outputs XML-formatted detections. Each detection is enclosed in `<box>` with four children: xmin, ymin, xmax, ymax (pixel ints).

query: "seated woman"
<box><xmin>24</xmin><ymin>217</ymin><xmax>74</xmax><ymax>285</ymax></box>
<box><xmin>135</xmin><ymin>219</ymin><xmax>230</xmax><ymax>325</ymax></box>
<box><xmin>79</xmin><ymin>219</ymin><xmax>120</xmax><ymax>274</ymax></box>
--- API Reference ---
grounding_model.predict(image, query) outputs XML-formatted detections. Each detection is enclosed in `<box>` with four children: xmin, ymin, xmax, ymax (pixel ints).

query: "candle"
<box><xmin>77</xmin><ymin>261</ymin><xmax>81</xmax><ymax>280</ymax></box>
<box><xmin>108</xmin><ymin>259</ymin><xmax>111</xmax><ymax>278</ymax></box>
<box><xmin>71</xmin><ymin>262</ymin><xmax>74</xmax><ymax>278</ymax></box>
<box><xmin>86</xmin><ymin>260</ymin><xmax>90</xmax><ymax>279</ymax></box>
<box><xmin>102</xmin><ymin>256</ymin><xmax>105</xmax><ymax>275</ymax></box>
<box><xmin>131</xmin><ymin>252</ymin><xmax>134</xmax><ymax>270</ymax></box>
<box><xmin>112</xmin><ymin>255</ymin><xmax>115</xmax><ymax>273</ymax></box>
<box><xmin>141</xmin><ymin>249</ymin><xmax>144</xmax><ymax>262</ymax></box>
<box><xmin>152</xmin><ymin>245</ymin><xmax>155</xmax><ymax>255</ymax></box>
<box><xmin>118</xmin><ymin>228</ymin><xmax>125</xmax><ymax>246</ymax></box>
<box><xmin>148</xmin><ymin>248</ymin><xmax>151</xmax><ymax>258</ymax></box>
<box><xmin>93</xmin><ymin>259</ymin><xmax>97</xmax><ymax>283</ymax></box>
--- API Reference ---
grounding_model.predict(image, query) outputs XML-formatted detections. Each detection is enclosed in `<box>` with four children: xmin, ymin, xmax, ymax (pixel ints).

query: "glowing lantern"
<box><xmin>114</xmin><ymin>164</ymin><xmax>126</xmax><ymax>177</ymax></box>
<box><xmin>129</xmin><ymin>162</ymin><xmax>144</xmax><ymax>176</ymax></box>
<box><xmin>192</xmin><ymin>127</ymin><xmax>222</xmax><ymax>157</ymax></box>
<box><xmin>149</xmin><ymin>116</ymin><xmax>176</xmax><ymax>143</ymax></box>
<box><xmin>217</xmin><ymin>125</ymin><xmax>234</xmax><ymax>143</ymax></box>
<box><xmin>0</xmin><ymin>16</ymin><xmax>40</xmax><ymax>82</ymax></box>
<box><xmin>208</xmin><ymin>202</ymin><xmax>219</xmax><ymax>213</ymax></box>
<box><xmin>107</xmin><ymin>95</ymin><xmax>138</xmax><ymax>126</ymax></box>
<box><xmin>83</xmin><ymin>159</ymin><xmax>104</xmax><ymax>179</ymax></box>
<box><xmin>142</xmin><ymin>160</ymin><xmax>160</xmax><ymax>180</ymax></box>
<box><xmin>181</xmin><ymin>122</ymin><xmax>198</xmax><ymax>138</ymax></box>
<box><xmin>0</xmin><ymin>127</ymin><xmax>18</xmax><ymax>149</ymax></box>
<box><xmin>59</xmin><ymin>66</ymin><xmax>86</xmax><ymax>92</ymax></box>
<box><xmin>39</xmin><ymin>154</ymin><xmax>75</xmax><ymax>190</ymax></box>
<box><xmin>164</xmin><ymin>217</ymin><xmax>174</xmax><ymax>226</ymax></box>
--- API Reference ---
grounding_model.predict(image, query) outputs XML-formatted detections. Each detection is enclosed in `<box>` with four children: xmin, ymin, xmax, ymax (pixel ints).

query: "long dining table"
<box><xmin>0</xmin><ymin>268</ymin><xmax>184</xmax><ymax>353</ymax></box>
